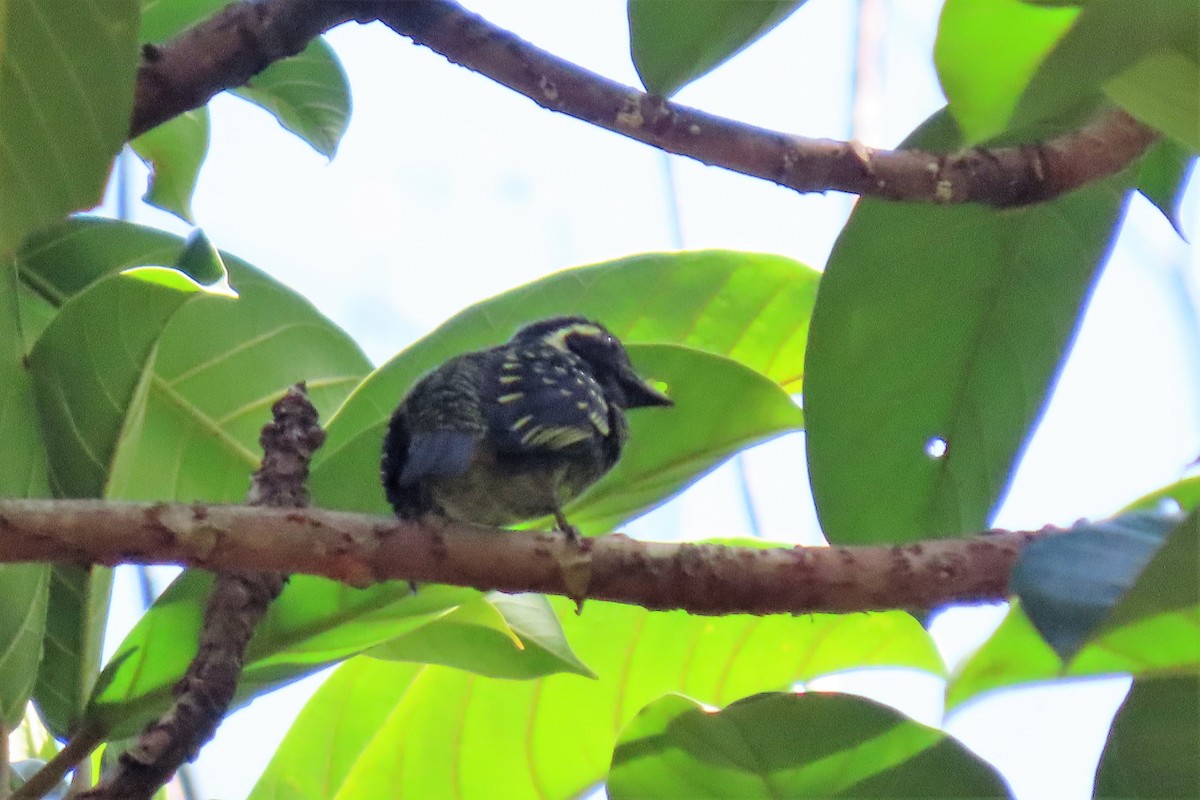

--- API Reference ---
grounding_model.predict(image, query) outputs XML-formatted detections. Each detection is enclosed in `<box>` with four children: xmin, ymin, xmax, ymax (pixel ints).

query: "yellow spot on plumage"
<box><xmin>559</xmin><ymin>388</ymin><xmax>573</xmax><ymax>397</ymax></box>
<box><xmin>498</xmin><ymin>392</ymin><xmax>524</xmax><ymax>403</ymax></box>
<box><xmin>542</xmin><ymin>322</ymin><xmax>604</xmax><ymax>352</ymax></box>
<box><xmin>576</xmin><ymin>401</ymin><xmax>589</xmax><ymax>410</ymax></box>
<box><xmin>512</xmin><ymin>415</ymin><xmax>533</xmax><ymax>430</ymax></box>
<box><xmin>502</xmin><ymin>360</ymin><xmax>520</xmax><ymax>370</ymax></box>
<box><xmin>500</xmin><ymin>375</ymin><xmax>521</xmax><ymax>384</ymax></box>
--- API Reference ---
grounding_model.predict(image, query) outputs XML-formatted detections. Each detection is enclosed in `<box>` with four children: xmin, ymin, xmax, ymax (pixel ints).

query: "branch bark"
<box><xmin>80</xmin><ymin>386</ymin><xmax>325</xmax><ymax>800</ymax></box>
<box><xmin>0</xmin><ymin>499</ymin><xmax>1041</xmax><ymax>615</ymax></box>
<box><xmin>129</xmin><ymin>0</ymin><xmax>1158</xmax><ymax>206</ymax></box>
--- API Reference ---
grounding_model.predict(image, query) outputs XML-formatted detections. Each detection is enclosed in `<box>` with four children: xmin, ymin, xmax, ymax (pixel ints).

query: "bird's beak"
<box><xmin>619</xmin><ymin>371</ymin><xmax>674</xmax><ymax>408</ymax></box>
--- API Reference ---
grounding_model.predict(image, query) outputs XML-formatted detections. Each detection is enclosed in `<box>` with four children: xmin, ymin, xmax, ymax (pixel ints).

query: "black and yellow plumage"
<box><xmin>381</xmin><ymin>316</ymin><xmax>672</xmax><ymax>535</ymax></box>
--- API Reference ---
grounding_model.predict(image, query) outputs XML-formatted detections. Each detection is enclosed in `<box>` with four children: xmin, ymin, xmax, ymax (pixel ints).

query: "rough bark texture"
<box><xmin>129</xmin><ymin>0</ymin><xmax>1157</xmax><ymax>206</ymax></box>
<box><xmin>80</xmin><ymin>386</ymin><xmax>325</xmax><ymax>800</ymax></box>
<box><xmin>0</xmin><ymin>499</ymin><xmax>1043</xmax><ymax>616</ymax></box>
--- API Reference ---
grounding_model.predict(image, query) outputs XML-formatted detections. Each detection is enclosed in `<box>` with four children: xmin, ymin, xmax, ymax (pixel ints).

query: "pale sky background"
<box><xmin>94</xmin><ymin>1</ymin><xmax>1196</xmax><ymax>798</ymax></box>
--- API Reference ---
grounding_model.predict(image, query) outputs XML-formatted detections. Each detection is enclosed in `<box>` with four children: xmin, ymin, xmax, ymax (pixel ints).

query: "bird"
<box><xmin>381</xmin><ymin>316</ymin><xmax>673</xmax><ymax>538</ymax></box>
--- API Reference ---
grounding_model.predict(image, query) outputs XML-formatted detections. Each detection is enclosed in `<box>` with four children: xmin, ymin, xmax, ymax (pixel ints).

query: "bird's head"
<box><xmin>512</xmin><ymin>316</ymin><xmax>674</xmax><ymax>409</ymax></box>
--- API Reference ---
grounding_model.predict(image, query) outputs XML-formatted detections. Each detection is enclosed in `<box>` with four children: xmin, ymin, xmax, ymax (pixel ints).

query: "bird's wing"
<box><xmin>485</xmin><ymin>347</ymin><xmax>611</xmax><ymax>455</ymax></box>
<box><xmin>387</xmin><ymin>354</ymin><xmax>489</xmax><ymax>487</ymax></box>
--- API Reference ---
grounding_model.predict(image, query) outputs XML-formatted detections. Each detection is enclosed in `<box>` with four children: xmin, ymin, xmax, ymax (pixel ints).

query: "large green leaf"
<box><xmin>937</xmin><ymin>0</ymin><xmax>1198</xmax><ymax>142</ymax></box>
<box><xmin>230</xmin><ymin>39</ymin><xmax>351</xmax><ymax>159</ymax></box>
<box><xmin>936</xmin><ymin>0</ymin><xmax>1079</xmax><ymax>142</ymax></box>
<box><xmin>140</xmin><ymin>0</ymin><xmax>350</xmax><ymax>158</ymax></box>
<box><xmin>139</xmin><ymin>0</ymin><xmax>223</xmax><ymax>43</ymax></box>
<box><xmin>1009</xmin><ymin>512</ymin><xmax>1179</xmax><ymax>660</ymax></box>
<box><xmin>27</xmin><ymin>231</ymin><xmax>231</xmax><ymax>499</ymax></box>
<box><xmin>248</xmin><ymin>658</ymin><xmax>426</xmax><ymax>800</ymax></box>
<box><xmin>130</xmin><ymin>107</ymin><xmax>211</xmax><ymax>223</ymax></box>
<box><xmin>1135</xmin><ymin>139</ymin><xmax>1196</xmax><ymax>236</ymax></box>
<box><xmin>370</xmin><ymin>592</ymin><xmax>594</xmax><ymax>680</ymax></box>
<box><xmin>627</xmin><ymin>1</ymin><xmax>806</xmax><ymax>97</ymax></box>
<box><xmin>804</xmin><ymin>110</ymin><xmax>1132</xmax><ymax>544</ymax></box>
<box><xmin>313</xmin><ymin>250</ymin><xmax>816</xmax><ymax>517</ymax></box>
<box><xmin>0</xmin><ymin>0</ymin><xmax>139</xmax><ymax>255</ymax></box>
<box><xmin>1094</xmin><ymin>674</ymin><xmax>1200</xmax><ymax>798</ymax></box>
<box><xmin>87</xmin><ymin>576</ymin><xmax>478</xmax><ymax>740</ymax></box>
<box><xmin>608</xmin><ymin>693</ymin><xmax>1009</xmax><ymax>798</ymax></box>
<box><xmin>16</xmin><ymin>218</ymin><xmax>372</xmax><ymax>503</ymax></box>
<box><xmin>26</xmin><ymin>231</ymin><xmax>231</xmax><ymax>737</ymax></box>
<box><xmin>272</xmin><ymin>599</ymin><xmax>942</xmax><ymax>800</ymax></box>
<box><xmin>16</xmin><ymin>218</ymin><xmax>374</xmax><ymax>737</ymax></box>
<box><xmin>947</xmin><ymin>512</ymin><xmax>1199</xmax><ymax>709</ymax></box>
<box><xmin>559</xmin><ymin>345</ymin><xmax>802</xmax><ymax>535</ymax></box>
<box><xmin>1105</xmin><ymin>48</ymin><xmax>1200</xmax><ymax>150</ymax></box>
<box><xmin>0</xmin><ymin>263</ymin><xmax>50</xmax><ymax>728</ymax></box>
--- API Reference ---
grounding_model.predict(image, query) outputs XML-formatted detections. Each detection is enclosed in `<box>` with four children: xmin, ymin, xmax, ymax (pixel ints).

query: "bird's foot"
<box><xmin>554</xmin><ymin>509</ymin><xmax>582</xmax><ymax>545</ymax></box>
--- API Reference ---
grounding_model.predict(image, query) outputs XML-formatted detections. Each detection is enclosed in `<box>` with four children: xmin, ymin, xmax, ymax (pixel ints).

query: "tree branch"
<box><xmin>0</xmin><ymin>499</ymin><xmax>1041</xmax><ymax>615</ymax></box>
<box><xmin>81</xmin><ymin>386</ymin><xmax>324</xmax><ymax>800</ymax></box>
<box><xmin>130</xmin><ymin>0</ymin><xmax>366</xmax><ymax>138</ymax></box>
<box><xmin>129</xmin><ymin>0</ymin><xmax>1157</xmax><ymax>206</ymax></box>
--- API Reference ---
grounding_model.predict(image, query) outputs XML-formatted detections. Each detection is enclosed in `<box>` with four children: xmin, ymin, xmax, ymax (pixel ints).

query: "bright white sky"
<box><xmin>98</xmin><ymin>1</ymin><xmax>1196</xmax><ymax>797</ymax></box>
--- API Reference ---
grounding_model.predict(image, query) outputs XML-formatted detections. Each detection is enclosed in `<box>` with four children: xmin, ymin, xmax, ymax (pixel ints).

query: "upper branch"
<box><xmin>0</xmin><ymin>499</ymin><xmax>1040</xmax><ymax>615</ymax></box>
<box><xmin>130</xmin><ymin>0</ymin><xmax>1158</xmax><ymax>206</ymax></box>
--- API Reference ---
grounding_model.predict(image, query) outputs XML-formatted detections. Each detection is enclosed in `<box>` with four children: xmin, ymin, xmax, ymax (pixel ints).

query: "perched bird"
<box><xmin>381</xmin><ymin>316</ymin><xmax>673</xmax><ymax>536</ymax></box>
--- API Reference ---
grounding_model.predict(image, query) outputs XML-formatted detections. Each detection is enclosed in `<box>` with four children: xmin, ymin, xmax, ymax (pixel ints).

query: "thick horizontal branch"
<box><xmin>0</xmin><ymin>500</ymin><xmax>1041</xmax><ymax>615</ymax></box>
<box><xmin>131</xmin><ymin>0</ymin><xmax>1157</xmax><ymax>206</ymax></box>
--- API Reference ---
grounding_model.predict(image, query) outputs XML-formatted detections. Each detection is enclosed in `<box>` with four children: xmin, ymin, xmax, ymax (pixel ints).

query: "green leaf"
<box><xmin>1122</xmin><ymin>475</ymin><xmax>1200</xmax><ymax>513</ymax></box>
<box><xmin>130</xmin><ymin>108</ymin><xmax>211</xmax><ymax>223</ymax></box>
<box><xmin>0</xmin><ymin>262</ymin><xmax>51</xmax><ymax>728</ymax></box>
<box><xmin>248</xmin><ymin>658</ymin><xmax>426</xmax><ymax>800</ymax></box>
<box><xmin>1106</xmin><ymin>48</ymin><xmax>1200</xmax><ymax>150</ymax></box>
<box><xmin>0</xmin><ymin>0</ymin><xmax>139</xmax><ymax>255</ymax></box>
<box><xmin>1009</xmin><ymin>512</ymin><xmax>1177</xmax><ymax>660</ymax></box>
<box><xmin>15</xmin><ymin>218</ymin><xmax>373</xmax><ymax>737</ymax></box>
<box><xmin>555</xmin><ymin>345</ymin><xmax>803</xmax><ymax>534</ymax></box>
<box><xmin>313</xmin><ymin>250</ymin><xmax>816</xmax><ymax>517</ymax></box>
<box><xmin>1135</xmin><ymin>139</ymin><xmax>1196</xmax><ymax>237</ymax></box>
<box><xmin>627</xmin><ymin>1</ymin><xmax>806</xmax><ymax>97</ymax></box>
<box><xmin>26</xmin><ymin>230</ymin><xmax>229</xmax><ymax>737</ymax></box>
<box><xmin>140</xmin><ymin>0</ymin><xmax>224</xmax><ymax>43</ymax></box>
<box><xmin>937</xmin><ymin>0</ymin><xmax>1199</xmax><ymax>142</ymax></box>
<box><xmin>230</xmin><ymin>38</ymin><xmax>351</xmax><ymax>158</ymax></box>
<box><xmin>804</xmin><ymin>110</ymin><xmax>1132</xmax><ymax>544</ymax></box>
<box><xmin>947</xmin><ymin>512</ymin><xmax>1199</xmax><ymax>709</ymax></box>
<box><xmin>27</xmin><ymin>232</ymin><xmax>230</xmax><ymax>498</ymax></box>
<box><xmin>608</xmin><ymin>692</ymin><xmax>1009</xmax><ymax>799</ymax></box>
<box><xmin>936</xmin><ymin>0</ymin><xmax>1080</xmax><ymax>142</ymax></box>
<box><xmin>315</xmin><ymin>600</ymin><xmax>942</xmax><ymax>800</ymax></box>
<box><xmin>87</xmin><ymin>576</ymin><xmax>478</xmax><ymax>739</ymax></box>
<box><xmin>1094</xmin><ymin>675</ymin><xmax>1200</xmax><ymax>798</ymax></box>
<box><xmin>15</xmin><ymin>218</ymin><xmax>371</xmax><ymax>504</ymax></box>
<box><xmin>140</xmin><ymin>0</ymin><xmax>351</xmax><ymax>157</ymax></box>
<box><xmin>370</xmin><ymin>592</ymin><xmax>595</xmax><ymax>680</ymax></box>
<box><xmin>33</xmin><ymin>565</ymin><xmax>112</xmax><ymax>739</ymax></box>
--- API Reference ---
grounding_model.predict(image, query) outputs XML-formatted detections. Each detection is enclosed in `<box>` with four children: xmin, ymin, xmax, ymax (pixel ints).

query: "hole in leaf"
<box><xmin>924</xmin><ymin>437</ymin><xmax>948</xmax><ymax>459</ymax></box>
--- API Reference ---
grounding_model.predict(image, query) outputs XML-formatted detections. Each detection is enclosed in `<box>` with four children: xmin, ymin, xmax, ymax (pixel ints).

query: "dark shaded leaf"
<box><xmin>1009</xmin><ymin>512</ymin><xmax>1177</xmax><ymax>659</ymax></box>
<box><xmin>609</xmin><ymin>692</ymin><xmax>1009</xmax><ymax>798</ymax></box>
<box><xmin>1094</xmin><ymin>675</ymin><xmax>1200</xmax><ymax>798</ymax></box>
